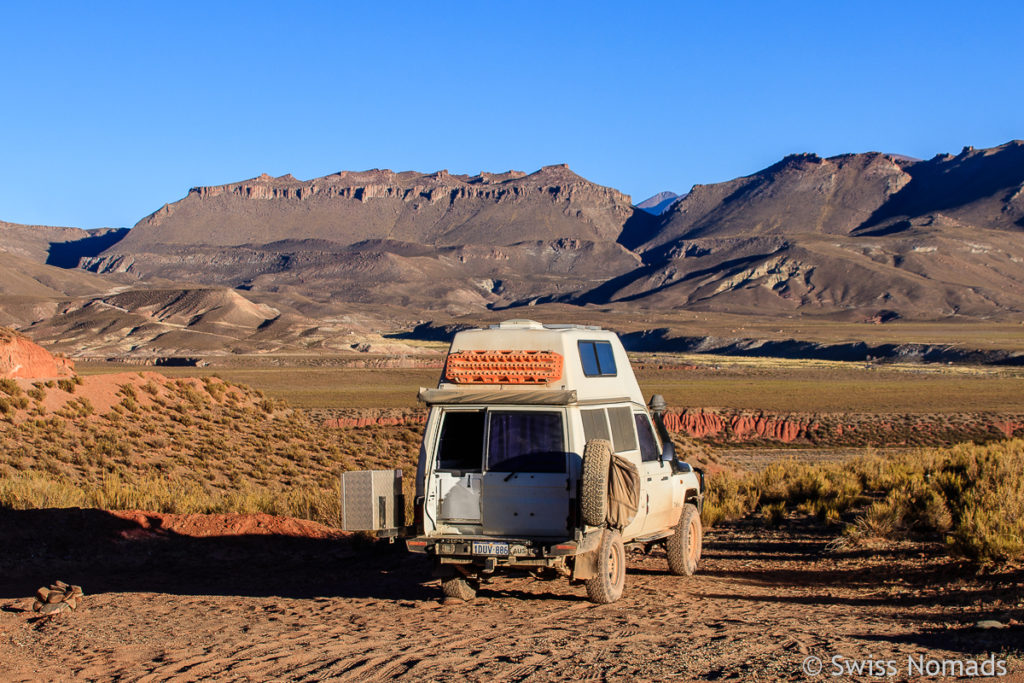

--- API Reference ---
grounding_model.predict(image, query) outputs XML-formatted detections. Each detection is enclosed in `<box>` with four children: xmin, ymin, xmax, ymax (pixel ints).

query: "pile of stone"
<box><xmin>31</xmin><ymin>581</ymin><xmax>84</xmax><ymax>616</ymax></box>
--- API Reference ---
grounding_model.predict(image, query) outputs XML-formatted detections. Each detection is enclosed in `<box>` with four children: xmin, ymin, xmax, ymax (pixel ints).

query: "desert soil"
<box><xmin>1</xmin><ymin>509</ymin><xmax>1021</xmax><ymax>682</ymax></box>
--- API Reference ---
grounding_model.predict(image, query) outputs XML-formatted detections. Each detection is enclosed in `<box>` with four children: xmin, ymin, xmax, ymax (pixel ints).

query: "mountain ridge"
<box><xmin>2</xmin><ymin>143</ymin><xmax>1023</xmax><ymax>361</ymax></box>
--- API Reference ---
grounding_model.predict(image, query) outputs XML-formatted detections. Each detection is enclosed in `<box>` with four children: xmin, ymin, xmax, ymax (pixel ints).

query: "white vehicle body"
<box><xmin>407</xmin><ymin>319</ymin><xmax>704</xmax><ymax>602</ymax></box>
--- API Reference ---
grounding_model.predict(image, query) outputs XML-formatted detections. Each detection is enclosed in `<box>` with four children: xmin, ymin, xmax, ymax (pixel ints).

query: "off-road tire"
<box><xmin>666</xmin><ymin>503</ymin><xmax>702</xmax><ymax>576</ymax></box>
<box><xmin>580</xmin><ymin>439</ymin><xmax>613</xmax><ymax>527</ymax></box>
<box><xmin>585</xmin><ymin>528</ymin><xmax>626</xmax><ymax>604</ymax></box>
<box><xmin>441</xmin><ymin>575</ymin><xmax>477</xmax><ymax>601</ymax></box>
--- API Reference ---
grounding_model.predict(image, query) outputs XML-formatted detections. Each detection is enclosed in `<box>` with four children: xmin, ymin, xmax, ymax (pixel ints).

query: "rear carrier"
<box><xmin>339</xmin><ymin>469</ymin><xmax>405</xmax><ymax>538</ymax></box>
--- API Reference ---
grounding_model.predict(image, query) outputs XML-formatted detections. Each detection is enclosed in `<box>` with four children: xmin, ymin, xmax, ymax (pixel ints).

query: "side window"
<box><xmin>436</xmin><ymin>410</ymin><xmax>485</xmax><ymax>471</ymax></box>
<box><xmin>635</xmin><ymin>414</ymin><xmax>660</xmax><ymax>462</ymax></box>
<box><xmin>580</xmin><ymin>408</ymin><xmax>610</xmax><ymax>443</ymax></box>
<box><xmin>578</xmin><ymin>340</ymin><xmax>617</xmax><ymax>377</ymax></box>
<box><xmin>487</xmin><ymin>411</ymin><xmax>566</xmax><ymax>473</ymax></box>
<box><xmin>607</xmin><ymin>406</ymin><xmax>638</xmax><ymax>453</ymax></box>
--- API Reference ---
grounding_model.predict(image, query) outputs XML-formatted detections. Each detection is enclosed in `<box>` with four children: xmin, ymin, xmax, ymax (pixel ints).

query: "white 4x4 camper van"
<box><xmin>405</xmin><ymin>320</ymin><xmax>704</xmax><ymax>604</ymax></box>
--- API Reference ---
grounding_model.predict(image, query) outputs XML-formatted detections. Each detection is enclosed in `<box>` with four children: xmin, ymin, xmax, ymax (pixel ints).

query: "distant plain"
<box><xmin>78</xmin><ymin>352</ymin><xmax>1024</xmax><ymax>413</ymax></box>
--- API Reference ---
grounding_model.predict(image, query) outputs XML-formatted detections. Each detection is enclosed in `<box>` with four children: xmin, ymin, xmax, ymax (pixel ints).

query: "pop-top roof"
<box><xmin>432</xmin><ymin>320</ymin><xmax>644</xmax><ymax>405</ymax></box>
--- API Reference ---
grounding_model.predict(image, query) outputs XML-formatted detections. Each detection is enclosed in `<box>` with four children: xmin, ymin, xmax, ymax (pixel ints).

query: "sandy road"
<box><xmin>0</xmin><ymin>509</ymin><xmax>1021</xmax><ymax>681</ymax></box>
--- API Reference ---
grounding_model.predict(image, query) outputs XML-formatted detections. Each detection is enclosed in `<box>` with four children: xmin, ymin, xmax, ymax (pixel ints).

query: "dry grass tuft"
<box><xmin>704</xmin><ymin>439</ymin><xmax>1024</xmax><ymax>564</ymax></box>
<box><xmin>0</xmin><ymin>374</ymin><xmax>421</xmax><ymax>528</ymax></box>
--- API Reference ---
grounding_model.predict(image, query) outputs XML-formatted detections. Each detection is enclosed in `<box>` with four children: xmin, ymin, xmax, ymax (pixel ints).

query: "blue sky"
<box><xmin>1</xmin><ymin>1</ymin><xmax>1020</xmax><ymax>229</ymax></box>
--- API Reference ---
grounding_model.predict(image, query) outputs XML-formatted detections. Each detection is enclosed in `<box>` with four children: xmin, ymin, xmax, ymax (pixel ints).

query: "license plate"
<box><xmin>472</xmin><ymin>541</ymin><xmax>510</xmax><ymax>556</ymax></box>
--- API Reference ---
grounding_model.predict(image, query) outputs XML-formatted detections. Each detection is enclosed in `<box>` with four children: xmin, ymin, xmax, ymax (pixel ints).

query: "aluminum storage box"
<box><xmin>339</xmin><ymin>469</ymin><xmax>404</xmax><ymax>532</ymax></box>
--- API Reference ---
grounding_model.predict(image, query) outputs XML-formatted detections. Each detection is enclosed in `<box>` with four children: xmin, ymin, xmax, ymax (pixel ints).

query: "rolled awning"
<box><xmin>417</xmin><ymin>388</ymin><xmax>578</xmax><ymax>405</ymax></box>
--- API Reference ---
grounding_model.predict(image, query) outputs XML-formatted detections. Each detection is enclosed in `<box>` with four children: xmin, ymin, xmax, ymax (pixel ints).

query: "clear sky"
<box><xmin>1</xmin><ymin>1</ymin><xmax>1021</xmax><ymax>229</ymax></box>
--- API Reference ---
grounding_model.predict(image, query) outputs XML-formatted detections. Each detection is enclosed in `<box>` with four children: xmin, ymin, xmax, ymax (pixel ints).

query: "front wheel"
<box><xmin>666</xmin><ymin>503</ymin><xmax>702</xmax><ymax>576</ymax></box>
<box><xmin>585</xmin><ymin>528</ymin><xmax>626</xmax><ymax>604</ymax></box>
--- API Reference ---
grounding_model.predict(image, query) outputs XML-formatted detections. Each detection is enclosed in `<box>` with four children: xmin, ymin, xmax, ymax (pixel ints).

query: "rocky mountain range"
<box><xmin>2</xmin><ymin>141</ymin><xmax>1023</xmax><ymax>357</ymax></box>
<box><xmin>597</xmin><ymin>143</ymin><xmax>1024</xmax><ymax>318</ymax></box>
<box><xmin>79</xmin><ymin>165</ymin><xmax>651</xmax><ymax>311</ymax></box>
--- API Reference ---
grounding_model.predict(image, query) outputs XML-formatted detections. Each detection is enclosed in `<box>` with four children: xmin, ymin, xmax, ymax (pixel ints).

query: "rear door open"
<box><xmin>430</xmin><ymin>407</ymin><xmax>570</xmax><ymax>538</ymax></box>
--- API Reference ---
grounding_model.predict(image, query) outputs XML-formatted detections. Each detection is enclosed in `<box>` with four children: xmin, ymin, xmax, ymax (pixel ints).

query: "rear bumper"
<box><xmin>406</xmin><ymin>534</ymin><xmax>585</xmax><ymax>562</ymax></box>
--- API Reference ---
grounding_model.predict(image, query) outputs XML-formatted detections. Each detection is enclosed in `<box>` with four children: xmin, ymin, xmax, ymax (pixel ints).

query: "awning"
<box><xmin>417</xmin><ymin>388</ymin><xmax>578</xmax><ymax>405</ymax></box>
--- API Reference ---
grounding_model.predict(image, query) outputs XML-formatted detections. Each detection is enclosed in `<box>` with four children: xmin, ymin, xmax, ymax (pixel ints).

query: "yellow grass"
<box><xmin>703</xmin><ymin>439</ymin><xmax>1024</xmax><ymax>564</ymax></box>
<box><xmin>0</xmin><ymin>375</ymin><xmax>421</xmax><ymax>527</ymax></box>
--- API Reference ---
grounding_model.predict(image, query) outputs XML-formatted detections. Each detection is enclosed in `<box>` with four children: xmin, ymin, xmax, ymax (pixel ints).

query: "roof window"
<box><xmin>578</xmin><ymin>340</ymin><xmax>617</xmax><ymax>377</ymax></box>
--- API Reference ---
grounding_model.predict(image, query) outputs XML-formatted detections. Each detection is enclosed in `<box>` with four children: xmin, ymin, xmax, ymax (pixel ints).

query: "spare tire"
<box><xmin>580</xmin><ymin>439</ymin><xmax>613</xmax><ymax>527</ymax></box>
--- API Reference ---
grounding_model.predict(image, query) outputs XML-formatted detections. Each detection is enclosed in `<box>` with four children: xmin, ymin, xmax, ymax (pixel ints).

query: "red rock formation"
<box><xmin>729</xmin><ymin>414</ymin><xmax>809</xmax><ymax>442</ymax></box>
<box><xmin>994</xmin><ymin>421</ymin><xmax>1024</xmax><ymax>438</ymax></box>
<box><xmin>318</xmin><ymin>405</ymin><xmax>1024</xmax><ymax>448</ymax></box>
<box><xmin>0</xmin><ymin>329</ymin><xmax>74</xmax><ymax>379</ymax></box>
<box><xmin>323</xmin><ymin>413</ymin><xmax>428</xmax><ymax>429</ymax></box>
<box><xmin>662</xmin><ymin>410</ymin><xmax>727</xmax><ymax>438</ymax></box>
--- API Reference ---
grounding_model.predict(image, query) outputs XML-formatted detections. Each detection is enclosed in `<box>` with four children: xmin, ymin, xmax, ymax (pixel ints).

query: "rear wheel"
<box><xmin>585</xmin><ymin>528</ymin><xmax>626</xmax><ymax>604</ymax></box>
<box><xmin>666</xmin><ymin>503</ymin><xmax>702</xmax><ymax>576</ymax></box>
<box><xmin>441</xmin><ymin>575</ymin><xmax>477</xmax><ymax>601</ymax></box>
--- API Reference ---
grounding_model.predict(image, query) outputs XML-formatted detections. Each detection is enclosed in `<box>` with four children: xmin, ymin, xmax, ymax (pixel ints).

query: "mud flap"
<box><xmin>570</xmin><ymin>531</ymin><xmax>604</xmax><ymax>581</ymax></box>
<box><xmin>572</xmin><ymin>548</ymin><xmax>599</xmax><ymax>581</ymax></box>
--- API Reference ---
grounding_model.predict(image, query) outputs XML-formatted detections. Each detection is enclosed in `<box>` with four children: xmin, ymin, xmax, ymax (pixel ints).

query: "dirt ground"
<box><xmin>1</xmin><ymin>509</ymin><xmax>1022</xmax><ymax>682</ymax></box>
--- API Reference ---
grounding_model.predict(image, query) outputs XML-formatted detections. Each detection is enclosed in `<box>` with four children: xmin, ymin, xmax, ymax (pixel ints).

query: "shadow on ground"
<box><xmin>0</xmin><ymin>508</ymin><xmax>434</xmax><ymax>601</ymax></box>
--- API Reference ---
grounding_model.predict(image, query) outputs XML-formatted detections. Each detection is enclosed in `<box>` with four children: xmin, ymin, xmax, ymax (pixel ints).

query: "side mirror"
<box><xmin>649</xmin><ymin>394</ymin><xmax>684</xmax><ymax>472</ymax></box>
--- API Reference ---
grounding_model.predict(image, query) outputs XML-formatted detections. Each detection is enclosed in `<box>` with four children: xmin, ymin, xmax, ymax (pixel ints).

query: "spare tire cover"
<box><xmin>607</xmin><ymin>455</ymin><xmax>640</xmax><ymax>528</ymax></box>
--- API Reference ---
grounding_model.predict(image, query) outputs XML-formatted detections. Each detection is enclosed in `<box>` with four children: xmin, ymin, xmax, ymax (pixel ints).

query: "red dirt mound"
<box><xmin>0</xmin><ymin>327</ymin><xmax>74</xmax><ymax>379</ymax></box>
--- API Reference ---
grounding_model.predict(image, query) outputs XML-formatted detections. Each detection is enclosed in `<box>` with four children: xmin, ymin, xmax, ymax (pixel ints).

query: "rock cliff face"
<box><xmin>0</xmin><ymin>327</ymin><xmax>74</xmax><ymax>379</ymax></box>
<box><xmin>80</xmin><ymin>165</ymin><xmax>650</xmax><ymax>311</ymax></box>
<box><xmin>98</xmin><ymin>164</ymin><xmax>638</xmax><ymax>251</ymax></box>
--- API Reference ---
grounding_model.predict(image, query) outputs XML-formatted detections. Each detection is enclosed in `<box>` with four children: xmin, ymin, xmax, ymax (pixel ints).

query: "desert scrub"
<box><xmin>56</xmin><ymin>397</ymin><xmax>94</xmax><ymax>419</ymax></box>
<box><xmin>0</xmin><ymin>375</ymin><xmax>419</xmax><ymax>527</ymax></box>
<box><xmin>201</xmin><ymin>376</ymin><xmax>227</xmax><ymax>400</ymax></box>
<box><xmin>706</xmin><ymin>439</ymin><xmax>1024</xmax><ymax>565</ymax></box>
<box><xmin>0</xmin><ymin>379</ymin><xmax>22</xmax><ymax>396</ymax></box>
<box><xmin>0</xmin><ymin>471</ymin><xmax>345</xmax><ymax>526</ymax></box>
<box><xmin>839</xmin><ymin>439</ymin><xmax>1024</xmax><ymax>564</ymax></box>
<box><xmin>56</xmin><ymin>377</ymin><xmax>78</xmax><ymax>393</ymax></box>
<box><xmin>27</xmin><ymin>383</ymin><xmax>46</xmax><ymax>402</ymax></box>
<box><xmin>702</xmin><ymin>459</ymin><xmax>865</xmax><ymax>528</ymax></box>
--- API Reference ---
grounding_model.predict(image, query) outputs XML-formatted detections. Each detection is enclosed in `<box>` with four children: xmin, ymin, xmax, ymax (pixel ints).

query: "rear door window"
<box><xmin>487</xmin><ymin>411</ymin><xmax>565</xmax><ymax>473</ymax></box>
<box><xmin>437</xmin><ymin>410</ymin><xmax>485</xmax><ymax>472</ymax></box>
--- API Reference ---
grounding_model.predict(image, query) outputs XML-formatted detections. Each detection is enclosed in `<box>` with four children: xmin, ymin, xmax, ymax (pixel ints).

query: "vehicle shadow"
<box><xmin>0</xmin><ymin>508</ymin><xmax>436</xmax><ymax>602</ymax></box>
<box><xmin>854</xmin><ymin>628</ymin><xmax>1024</xmax><ymax>657</ymax></box>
